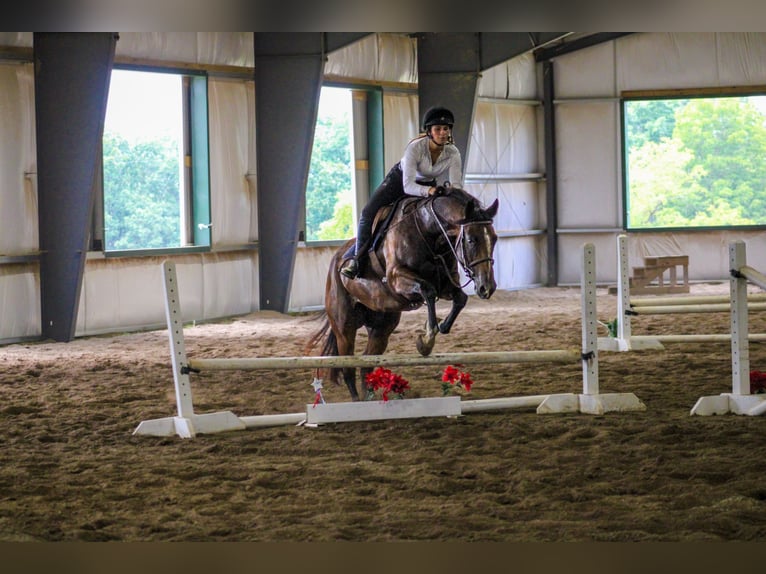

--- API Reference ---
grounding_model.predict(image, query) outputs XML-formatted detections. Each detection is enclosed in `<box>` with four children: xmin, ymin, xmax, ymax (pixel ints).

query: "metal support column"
<box><xmin>543</xmin><ymin>60</ymin><xmax>559</xmax><ymax>286</ymax></box>
<box><xmin>34</xmin><ymin>32</ymin><xmax>116</xmax><ymax>341</ymax></box>
<box><xmin>416</xmin><ymin>33</ymin><xmax>481</xmax><ymax>162</ymax></box>
<box><xmin>254</xmin><ymin>33</ymin><xmax>325</xmax><ymax>313</ymax></box>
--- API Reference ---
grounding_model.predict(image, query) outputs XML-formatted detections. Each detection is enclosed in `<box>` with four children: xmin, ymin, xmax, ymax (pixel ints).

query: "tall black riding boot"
<box><xmin>340</xmin><ymin>220</ymin><xmax>372</xmax><ymax>279</ymax></box>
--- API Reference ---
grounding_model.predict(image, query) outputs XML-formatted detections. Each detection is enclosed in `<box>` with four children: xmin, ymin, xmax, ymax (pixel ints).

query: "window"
<box><xmin>623</xmin><ymin>93</ymin><xmax>766</xmax><ymax>230</ymax></box>
<box><xmin>97</xmin><ymin>68</ymin><xmax>210</xmax><ymax>253</ymax></box>
<box><xmin>305</xmin><ymin>87</ymin><xmax>355</xmax><ymax>242</ymax></box>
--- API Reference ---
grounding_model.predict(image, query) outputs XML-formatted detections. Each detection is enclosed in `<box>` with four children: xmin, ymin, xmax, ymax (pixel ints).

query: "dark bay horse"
<box><xmin>305</xmin><ymin>185</ymin><xmax>499</xmax><ymax>401</ymax></box>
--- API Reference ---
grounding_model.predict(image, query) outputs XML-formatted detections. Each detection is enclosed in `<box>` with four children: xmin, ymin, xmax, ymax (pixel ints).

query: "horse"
<box><xmin>304</xmin><ymin>185</ymin><xmax>499</xmax><ymax>401</ymax></box>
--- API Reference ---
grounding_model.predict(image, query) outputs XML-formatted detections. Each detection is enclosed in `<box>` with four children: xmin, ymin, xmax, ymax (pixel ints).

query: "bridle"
<box><xmin>425</xmin><ymin>199</ymin><xmax>495</xmax><ymax>288</ymax></box>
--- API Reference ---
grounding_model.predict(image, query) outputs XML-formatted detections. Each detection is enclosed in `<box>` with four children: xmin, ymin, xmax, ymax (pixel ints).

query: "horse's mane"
<box><xmin>439</xmin><ymin>186</ymin><xmax>493</xmax><ymax>223</ymax></box>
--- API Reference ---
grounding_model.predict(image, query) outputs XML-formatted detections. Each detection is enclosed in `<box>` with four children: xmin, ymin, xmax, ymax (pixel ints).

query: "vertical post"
<box><xmin>163</xmin><ymin>261</ymin><xmax>196</xmax><ymax>418</ymax></box>
<box><xmin>730</xmin><ymin>241</ymin><xmax>750</xmax><ymax>396</ymax></box>
<box><xmin>543</xmin><ymin>60</ymin><xmax>559</xmax><ymax>286</ymax></box>
<box><xmin>616</xmin><ymin>234</ymin><xmax>631</xmax><ymax>345</ymax></box>
<box><xmin>582</xmin><ymin>243</ymin><xmax>599</xmax><ymax>395</ymax></box>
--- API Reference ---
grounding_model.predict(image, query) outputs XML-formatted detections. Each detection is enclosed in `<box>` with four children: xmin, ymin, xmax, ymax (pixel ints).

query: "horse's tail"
<box><xmin>303</xmin><ymin>311</ymin><xmax>341</xmax><ymax>386</ymax></box>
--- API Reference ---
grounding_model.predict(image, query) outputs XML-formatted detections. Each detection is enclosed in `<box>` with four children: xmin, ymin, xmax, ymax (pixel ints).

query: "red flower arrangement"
<box><xmin>750</xmin><ymin>370</ymin><xmax>766</xmax><ymax>394</ymax></box>
<box><xmin>365</xmin><ymin>367</ymin><xmax>411</xmax><ymax>402</ymax></box>
<box><xmin>442</xmin><ymin>364</ymin><xmax>474</xmax><ymax>396</ymax></box>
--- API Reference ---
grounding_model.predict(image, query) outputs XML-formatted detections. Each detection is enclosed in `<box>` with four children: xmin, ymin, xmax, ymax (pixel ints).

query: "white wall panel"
<box><xmin>477</xmin><ymin>54</ymin><xmax>537</xmax><ymax>100</ymax></box>
<box><xmin>492</xmin><ymin>236</ymin><xmax>545</xmax><ymax>289</ymax></box>
<box><xmin>465</xmin><ymin>182</ymin><xmax>540</xmax><ymax>233</ymax></box>
<box><xmin>289</xmin><ymin>246</ymin><xmax>338</xmax><ymax>311</ymax></box>
<box><xmin>556</xmin><ymin>101</ymin><xmax>620</xmax><ymax>229</ymax></box>
<box><xmin>558</xmin><ymin>234</ymin><xmax>620</xmax><ymax>285</ymax></box>
<box><xmin>114</xmin><ymin>33</ymin><xmax>255</xmax><ymax>68</ymax></box>
<box><xmin>77</xmin><ymin>258</ymin><xmax>169</xmax><ymax>335</ymax></box>
<box><xmin>383</xmin><ymin>92</ymin><xmax>418</xmax><ymax>170</ymax></box>
<box><xmin>0</xmin><ymin>64</ymin><xmax>37</xmax><ymax>254</ymax></box>
<box><xmin>555</xmin><ymin>41</ymin><xmax>615</xmax><ymax>99</ymax></box>
<box><xmin>469</xmin><ymin>101</ymin><xmax>537</xmax><ymax>175</ymax></box>
<box><xmin>0</xmin><ymin>268</ymin><xmax>38</xmax><ymax>339</ymax></box>
<box><xmin>200</xmin><ymin>254</ymin><xmax>252</xmax><ymax>319</ymax></box>
<box><xmin>616</xmin><ymin>33</ymin><xmax>718</xmax><ymax>91</ymax></box>
<box><xmin>115</xmin><ymin>32</ymin><xmax>201</xmax><ymax>63</ymax></box>
<box><xmin>717</xmin><ymin>33</ymin><xmax>766</xmax><ymax>85</ymax></box>
<box><xmin>208</xmin><ymin>79</ymin><xmax>252</xmax><ymax>245</ymax></box>
<box><xmin>325</xmin><ymin>33</ymin><xmax>417</xmax><ymax>84</ymax></box>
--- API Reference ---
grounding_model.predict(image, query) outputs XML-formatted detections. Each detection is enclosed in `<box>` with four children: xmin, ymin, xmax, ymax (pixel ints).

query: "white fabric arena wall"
<box><xmin>553</xmin><ymin>32</ymin><xmax>766</xmax><ymax>285</ymax></box>
<box><xmin>3</xmin><ymin>33</ymin><xmax>766</xmax><ymax>341</ymax></box>
<box><xmin>0</xmin><ymin>33</ymin><xmax>424</xmax><ymax>340</ymax></box>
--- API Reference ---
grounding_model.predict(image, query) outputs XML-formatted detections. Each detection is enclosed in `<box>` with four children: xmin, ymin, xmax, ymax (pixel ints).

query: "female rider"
<box><xmin>340</xmin><ymin>106</ymin><xmax>464</xmax><ymax>278</ymax></box>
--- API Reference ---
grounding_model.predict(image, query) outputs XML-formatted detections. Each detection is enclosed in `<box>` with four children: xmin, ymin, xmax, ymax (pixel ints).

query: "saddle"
<box><xmin>366</xmin><ymin>196</ymin><xmax>418</xmax><ymax>278</ymax></box>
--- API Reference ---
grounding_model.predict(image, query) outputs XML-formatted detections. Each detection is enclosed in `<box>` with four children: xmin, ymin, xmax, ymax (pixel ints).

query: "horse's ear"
<box><xmin>486</xmin><ymin>198</ymin><xmax>499</xmax><ymax>219</ymax></box>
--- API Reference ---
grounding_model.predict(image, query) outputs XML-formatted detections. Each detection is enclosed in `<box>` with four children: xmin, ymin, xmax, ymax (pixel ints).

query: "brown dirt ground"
<box><xmin>2</xmin><ymin>282</ymin><xmax>766</xmax><ymax>542</ymax></box>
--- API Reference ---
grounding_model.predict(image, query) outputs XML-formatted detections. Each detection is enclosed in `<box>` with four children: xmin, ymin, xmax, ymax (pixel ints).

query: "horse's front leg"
<box><xmin>438</xmin><ymin>289</ymin><xmax>468</xmax><ymax>334</ymax></box>
<box><xmin>414</xmin><ymin>289</ymin><xmax>441</xmax><ymax>356</ymax></box>
<box><xmin>386</xmin><ymin>266</ymin><xmax>439</xmax><ymax>356</ymax></box>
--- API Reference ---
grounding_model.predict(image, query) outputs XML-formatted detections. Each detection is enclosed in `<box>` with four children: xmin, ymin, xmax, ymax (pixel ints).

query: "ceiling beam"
<box><xmin>325</xmin><ymin>33</ymin><xmax>372</xmax><ymax>53</ymax></box>
<box><xmin>479</xmin><ymin>33</ymin><xmax>571</xmax><ymax>70</ymax></box>
<box><xmin>416</xmin><ymin>33</ymin><xmax>481</xmax><ymax>164</ymax></box>
<box><xmin>534</xmin><ymin>33</ymin><xmax>634</xmax><ymax>61</ymax></box>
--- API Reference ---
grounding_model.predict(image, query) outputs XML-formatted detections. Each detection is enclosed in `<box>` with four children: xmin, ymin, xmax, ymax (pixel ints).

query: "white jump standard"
<box><xmin>133</xmin><ymin>244</ymin><xmax>645</xmax><ymax>438</ymax></box>
<box><xmin>599</xmin><ymin>234</ymin><xmax>766</xmax><ymax>352</ymax></box>
<box><xmin>691</xmin><ymin>240</ymin><xmax>766</xmax><ymax>416</ymax></box>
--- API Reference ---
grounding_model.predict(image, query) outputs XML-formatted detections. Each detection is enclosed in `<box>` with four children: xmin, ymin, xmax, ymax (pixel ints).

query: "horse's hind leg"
<box><xmin>362</xmin><ymin>312</ymin><xmax>401</xmax><ymax>398</ymax></box>
<box><xmin>334</xmin><ymin>328</ymin><xmax>360</xmax><ymax>400</ymax></box>
<box><xmin>325</xmin><ymin>249</ymin><xmax>364</xmax><ymax>401</ymax></box>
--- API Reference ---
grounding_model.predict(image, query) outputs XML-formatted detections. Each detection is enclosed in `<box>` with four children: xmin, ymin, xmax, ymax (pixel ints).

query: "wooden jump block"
<box><xmin>629</xmin><ymin>254</ymin><xmax>690</xmax><ymax>295</ymax></box>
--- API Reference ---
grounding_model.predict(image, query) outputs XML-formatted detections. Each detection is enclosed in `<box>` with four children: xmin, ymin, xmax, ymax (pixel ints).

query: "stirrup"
<box><xmin>340</xmin><ymin>259</ymin><xmax>358</xmax><ymax>278</ymax></box>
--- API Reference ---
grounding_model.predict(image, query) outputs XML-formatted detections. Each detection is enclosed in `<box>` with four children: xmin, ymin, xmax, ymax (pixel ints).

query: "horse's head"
<box><xmin>434</xmin><ymin>188</ymin><xmax>499</xmax><ymax>300</ymax></box>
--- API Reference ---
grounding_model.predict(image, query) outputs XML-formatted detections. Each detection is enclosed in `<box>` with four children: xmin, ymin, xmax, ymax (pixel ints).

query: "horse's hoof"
<box><xmin>416</xmin><ymin>335</ymin><xmax>434</xmax><ymax>357</ymax></box>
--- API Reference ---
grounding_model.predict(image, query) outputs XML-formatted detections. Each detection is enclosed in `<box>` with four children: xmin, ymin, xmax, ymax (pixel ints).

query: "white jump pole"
<box><xmin>188</xmin><ymin>349</ymin><xmax>582</xmax><ymax>372</ymax></box>
<box><xmin>629</xmin><ymin>293</ymin><xmax>766</xmax><ymax>306</ymax></box>
<box><xmin>691</xmin><ymin>240</ymin><xmax>766</xmax><ymax>416</ymax></box>
<box><xmin>629</xmin><ymin>302</ymin><xmax>766</xmax><ymax>315</ymax></box>
<box><xmin>134</xmin><ymin>244</ymin><xmax>645</xmax><ymax>438</ymax></box>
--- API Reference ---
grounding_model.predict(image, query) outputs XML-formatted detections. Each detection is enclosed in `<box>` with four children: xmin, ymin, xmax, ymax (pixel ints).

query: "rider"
<box><xmin>340</xmin><ymin>106</ymin><xmax>464</xmax><ymax>279</ymax></box>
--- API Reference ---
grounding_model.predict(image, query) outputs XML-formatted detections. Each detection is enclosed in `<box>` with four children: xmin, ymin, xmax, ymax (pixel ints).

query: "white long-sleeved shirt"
<box><xmin>399</xmin><ymin>135</ymin><xmax>463</xmax><ymax>197</ymax></box>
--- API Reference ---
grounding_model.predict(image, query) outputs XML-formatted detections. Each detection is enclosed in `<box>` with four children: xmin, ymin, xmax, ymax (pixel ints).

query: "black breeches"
<box><xmin>354</xmin><ymin>162</ymin><xmax>405</xmax><ymax>256</ymax></box>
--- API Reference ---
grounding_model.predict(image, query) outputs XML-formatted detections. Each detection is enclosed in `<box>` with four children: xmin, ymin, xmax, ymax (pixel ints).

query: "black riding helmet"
<box><xmin>422</xmin><ymin>106</ymin><xmax>455</xmax><ymax>131</ymax></box>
